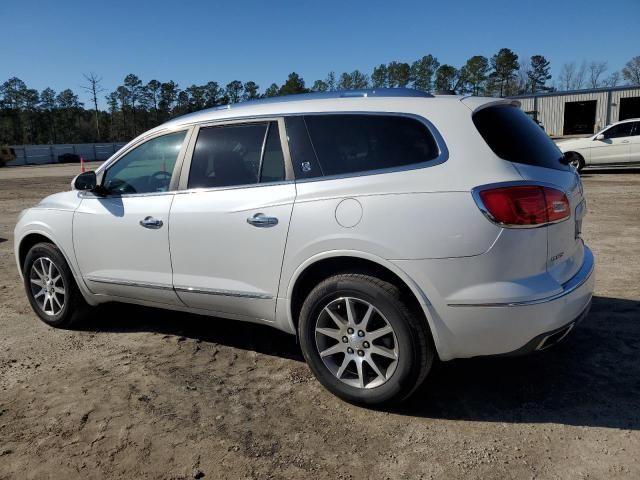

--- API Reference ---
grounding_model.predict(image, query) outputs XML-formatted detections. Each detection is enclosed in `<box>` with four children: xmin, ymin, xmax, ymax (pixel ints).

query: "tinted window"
<box><xmin>284</xmin><ymin>116</ymin><xmax>323</xmax><ymax>179</ymax></box>
<box><xmin>260</xmin><ymin>123</ymin><xmax>286</xmax><ymax>182</ymax></box>
<box><xmin>103</xmin><ymin>130</ymin><xmax>187</xmax><ymax>194</ymax></box>
<box><xmin>473</xmin><ymin>105</ymin><xmax>569</xmax><ymax>171</ymax></box>
<box><xmin>304</xmin><ymin>115</ymin><xmax>439</xmax><ymax>176</ymax></box>
<box><xmin>188</xmin><ymin>122</ymin><xmax>285</xmax><ymax>189</ymax></box>
<box><xmin>602</xmin><ymin>122</ymin><xmax>634</xmax><ymax>139</ymax></box>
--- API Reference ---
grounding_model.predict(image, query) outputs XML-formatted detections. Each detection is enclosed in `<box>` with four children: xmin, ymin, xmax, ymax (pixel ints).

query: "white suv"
<box><xmin>14</xmin><ymin>89</ymin><xmax>594</xmax><ymax>405</ymax></box>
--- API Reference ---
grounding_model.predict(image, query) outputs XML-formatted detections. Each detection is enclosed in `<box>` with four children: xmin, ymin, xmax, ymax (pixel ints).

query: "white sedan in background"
<box><xmin>557</xmin><ymin>118</ymin><xmax>640</xmax><ymax>171</ymax></box>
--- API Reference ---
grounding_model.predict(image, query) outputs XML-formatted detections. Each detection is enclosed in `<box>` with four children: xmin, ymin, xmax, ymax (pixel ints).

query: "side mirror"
<box><xmin>595</xmin><ymin>133</ymin><xmax>605</xmax><ymax>141</ymax></box>
<box><xmin>72</xmin><ymin>171</ymin><xmax>97</xmax><ymax>191</ymax></box>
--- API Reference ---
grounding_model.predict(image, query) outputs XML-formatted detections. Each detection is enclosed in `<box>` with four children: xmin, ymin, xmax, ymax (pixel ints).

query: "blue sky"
<box><xmin>1</xmin><ymin>0</ymin><xmax>638</xmax><ymax>106</ymax></box>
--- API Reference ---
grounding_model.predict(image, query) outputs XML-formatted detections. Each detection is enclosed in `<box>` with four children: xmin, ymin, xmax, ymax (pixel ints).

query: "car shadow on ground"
<box><xmin>0</xmin><ymin>237</ymin><xmax>6</xmax><ymax>244</ymax></box>
<box><xmin>399</xmin><ymin>295</ymin><xmax>640</xmax><ymax>430</ymax></box>
<box><xmin>81</xmin><ymin>295</ymin><xmax>639</xmax><ymax>430</ymax></box>
<box><xmin>83</xmin><ymin>301</ymin><xmax>304</xmax><ymax>362</ymax></box>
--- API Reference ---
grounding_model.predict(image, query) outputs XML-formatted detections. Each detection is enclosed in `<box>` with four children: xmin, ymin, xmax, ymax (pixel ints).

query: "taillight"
<box><xmin>543</xmin><ymin>188</ymin><xmax>571</xmax><ymax>222</ymax></box>
<box><xmin>475</xmin><ymin>185</ymin><xmax>570</xmax><ymax>227</ymax></box>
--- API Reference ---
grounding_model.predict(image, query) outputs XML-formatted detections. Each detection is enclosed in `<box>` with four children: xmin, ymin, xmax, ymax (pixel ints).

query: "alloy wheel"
<box><xmin>29</xmin><ymin>257</ymin><xmax>66</xmax><ymax>316</ymax></box>
<box><xmin>314</xmin><ymin>297</ymin><xmax>399</xmax><ymax>389</ymax></box>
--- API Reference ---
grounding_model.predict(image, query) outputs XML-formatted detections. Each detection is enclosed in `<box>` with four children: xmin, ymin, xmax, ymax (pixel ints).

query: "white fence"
<box><xmin>7</xmin><ymin>143</ymin><xmax>127</xmax><ymax>166</ymax></box>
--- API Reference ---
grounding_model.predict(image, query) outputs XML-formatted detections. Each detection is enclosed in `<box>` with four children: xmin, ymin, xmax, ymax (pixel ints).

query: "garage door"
<box><xmin>619</xmin><ymin>97</ymin><xmax>640</xmax><ymax>121</ymax></box>
<box><xmin>563</xmin><ymin>100</ymin><xmax>597</xmax><ymax>135</ymax></box>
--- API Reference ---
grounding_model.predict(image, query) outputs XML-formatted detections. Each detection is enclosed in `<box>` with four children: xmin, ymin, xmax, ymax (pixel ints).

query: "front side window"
<box><xmin>103</xmin><ymin>130</ymin><xmax>187</xmax><ymax>194</ymax></box>
<box><xmin>602</xmin><ymin>122</ymin><xmax>634</xmax><ymax>139</ymax></box>
<box><xmin>188</xmin><ymin>121</ymin><xmax>285</xmax><ymax>189</ymax></box>
<box><xmin>303</xmin><ymin>114</ymin><xmax>440</xmax><ymax>177</ymax></box>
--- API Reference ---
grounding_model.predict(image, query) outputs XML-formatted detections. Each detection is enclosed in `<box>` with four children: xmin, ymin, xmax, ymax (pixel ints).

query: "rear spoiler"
<box><xmin>459</xmin><ymin>96</ymin><xmax>521</xmax><ymax>113</ymax></box>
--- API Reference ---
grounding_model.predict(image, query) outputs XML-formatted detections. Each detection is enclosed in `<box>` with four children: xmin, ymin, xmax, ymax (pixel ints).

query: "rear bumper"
<box><xmin>395</xmin><ymin>246</ymin><xmax>595</xmax><ymax>360</ymax></box>
<box><xmin>489</xmin><ymin>299</ymin><xmax>591</xmax><ymax>357</ymax></box>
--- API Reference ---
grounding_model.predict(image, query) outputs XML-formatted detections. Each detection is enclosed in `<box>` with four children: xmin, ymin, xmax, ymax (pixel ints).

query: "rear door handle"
<box><xmin>139</xmin><ymin>216</ymin><xmax>164</xmax><ymax>229</ymax></box>
<box><xmin>247</xmin><ymin>213</ymin><xmax>278</xmax><ymax>227</ymax></box>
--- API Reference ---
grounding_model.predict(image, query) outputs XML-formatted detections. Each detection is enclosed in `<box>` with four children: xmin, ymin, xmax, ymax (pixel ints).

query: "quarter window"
<box><xmin>302</xmin><ymin>114</ymin><xmax>440</xmax><ymax>177</ymax></box>
<box><xmin>188</xmin><ymin>122</ymin><xmax>285</xmax><ymax>189</ymax></box>
<box><xmin>103</xmin><ymin>130</ymin><xmax>187</xmax><ymax>194</ymax></box>
<box><xmin>473</xmin><ymin>105</ymin><xmax>569</xmax><ymax>171</ymax></box>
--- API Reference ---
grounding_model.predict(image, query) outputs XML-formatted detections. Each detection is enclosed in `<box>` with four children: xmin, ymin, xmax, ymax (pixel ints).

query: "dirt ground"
<box><xmin>0</xmin><ymin>164</ymin><xmax>638</xmax><ymax>480</ymax></box>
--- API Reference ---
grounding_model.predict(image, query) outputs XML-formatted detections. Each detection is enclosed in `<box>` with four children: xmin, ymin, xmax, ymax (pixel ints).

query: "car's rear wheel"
<box><xmin>23</xmin><ymin>242</ymin><xmax>90</xmax><ymax>328</ymax></box>
<box><xmin>298</xmin><ymin>273</ymin><xmax>434</xmax><ymax>406</ymax></box>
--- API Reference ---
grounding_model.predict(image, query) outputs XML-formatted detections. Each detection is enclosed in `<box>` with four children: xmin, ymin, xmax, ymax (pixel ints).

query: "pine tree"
<box><xmin>528</xmin><ymin>55</ymin><xmax>552</xmax><ymax>93</ymax></box>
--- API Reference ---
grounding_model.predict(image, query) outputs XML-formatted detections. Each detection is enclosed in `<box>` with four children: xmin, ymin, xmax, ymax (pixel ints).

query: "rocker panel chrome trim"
<box><xmin>84</xmin><ymin>276</ymin><xmax>273</xmax><ymax>299</ymax></box>
<box><xmin>174</xmin><ymin>286</ymin><xmax>273</xmax><ymax>299</ymax></box>
<box><xmin>84</xmin><ymin>276</ymin><xmax>174</xmax><ymax>291</ymax></box>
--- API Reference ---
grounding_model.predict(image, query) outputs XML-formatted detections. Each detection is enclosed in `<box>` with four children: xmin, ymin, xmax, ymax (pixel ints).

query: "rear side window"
<box><xmin>303</xmin><ymin>114</ymin><xmax>440</xmax><ymax>177</ymax></box>
<box><xmin>188</xmin><ymin>121</ymin><xmax>285</xmax><ymax>189</ymax></box>
<box><xmin>260</xmin><ymin>123</ymin><xmax>286</xmax><ymax>182</ymax></box>
<box><xmin>473</xmin><ymin>105</ymin><xmax>569</xmax><ymax>171</ymax></box>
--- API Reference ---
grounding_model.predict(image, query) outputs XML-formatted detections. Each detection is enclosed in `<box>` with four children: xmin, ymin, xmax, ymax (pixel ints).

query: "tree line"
<box><xmin>1</xmin><ymin>51</ymin><xmax>639</xmax><ymax>146</ymax></box>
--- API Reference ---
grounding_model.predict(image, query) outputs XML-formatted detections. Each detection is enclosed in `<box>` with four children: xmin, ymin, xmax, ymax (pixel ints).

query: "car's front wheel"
<box><xmin>566</xmin><ymin>152</ymin><xmax>585</xmax><ymax>172</ymax></box>
<box><xmin>23</xmin><ymin>242</ymin><xmax>90</xmax><ymax>328</ymax></box>
<box><xmin>298</xmin><ymin>273</ymin><xmax>434</xmax><ymax>406</ymax></box>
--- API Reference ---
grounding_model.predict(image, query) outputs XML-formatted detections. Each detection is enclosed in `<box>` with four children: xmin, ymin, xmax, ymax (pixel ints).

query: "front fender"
<box><xmin>14</xmin><ymin>210</ymin><xmax>98</xmax><ymax>306</ymax></box>
<box><xmin>14</xmin><ymin>221</ymin><xmax>59</xmax><ymax>279</ymax></box>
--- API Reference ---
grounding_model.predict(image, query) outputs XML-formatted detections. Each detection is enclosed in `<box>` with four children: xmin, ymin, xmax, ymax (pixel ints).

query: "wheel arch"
<box><xmin>15</xmin><ymin>229</ymin><xmax>96</xmax><ymax>305</ymax></box>
<box><xmin>285</xmin><ymin>251</ymin><xmax>442</xmax><ymax>352</ymax></box>
<box><xmin>17</xmin><ymin>231</ymin><xmax>59</xmax><ymax>275</ymax></box>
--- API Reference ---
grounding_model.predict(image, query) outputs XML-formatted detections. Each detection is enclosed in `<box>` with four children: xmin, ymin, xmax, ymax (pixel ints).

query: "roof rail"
<box><xmin>166</xmin><ymin>88</ymin><xmax>436</xmax><ymax>125</ymax></box>
<box><xmin>209</xmin><ymin>88</ymin><xmax>433</xmax><ymax>111</ymax></box>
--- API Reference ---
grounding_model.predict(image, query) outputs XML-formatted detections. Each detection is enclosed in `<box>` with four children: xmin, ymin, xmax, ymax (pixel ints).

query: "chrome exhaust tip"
<box><xmin>535</xmin><ymin>322</ymin><xmax>575</xmax><ymax>351</ymax></box>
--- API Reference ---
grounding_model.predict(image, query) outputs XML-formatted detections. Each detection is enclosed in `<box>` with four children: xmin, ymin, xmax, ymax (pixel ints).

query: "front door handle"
<box><xmin>621</xmin><ymin>140</ymin><xmax>630</xmax><ymax>144</ymax></box>
<box><xmin>247</xmin><ymin>213</ymin><xmax>278</xmax><ymax>227</ymax></box>
<box><xmin>139</xmin><ymin>216</ymin><xmax>164</xmax><ymax>229</ymax></box>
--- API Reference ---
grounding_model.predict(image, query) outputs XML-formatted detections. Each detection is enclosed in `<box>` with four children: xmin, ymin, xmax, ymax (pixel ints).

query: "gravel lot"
<box><xmin>0</xmin><ymin>164</ymin><xmax>638</xmax><ymax>479</ymax></box>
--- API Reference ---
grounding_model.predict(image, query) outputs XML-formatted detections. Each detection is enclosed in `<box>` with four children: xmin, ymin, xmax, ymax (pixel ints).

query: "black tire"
<box><xmin>567</xmin><ymin>152</ymin><xmax>585</xmax><ymax>172</ymax></box>
<box><xmin>298</xmin><ymin>273</ymin><xmax>434</xmax><ymax>406</ymax></box>
<box><xmin>23</xmin><ymin>242</ymin><xmax>90</xmax><ymax>328</ymax></box>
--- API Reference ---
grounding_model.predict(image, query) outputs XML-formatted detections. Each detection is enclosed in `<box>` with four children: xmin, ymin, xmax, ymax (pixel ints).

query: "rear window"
<box><xmin>287</xmin><ymin>114</ymin><xmax>439</xmax><ymax>178</ymax></box>
<box><xmin>473</xmin><ymin>105</ymin><xmax>569</xmax><ymax>171</ymax></box>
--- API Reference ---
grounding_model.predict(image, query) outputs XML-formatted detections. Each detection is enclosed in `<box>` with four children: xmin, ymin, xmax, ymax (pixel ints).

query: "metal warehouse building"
<box><xmin>510</xmin><ymin>85</ymin><xmax>640</xmax><ymax>137</ymax></box>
